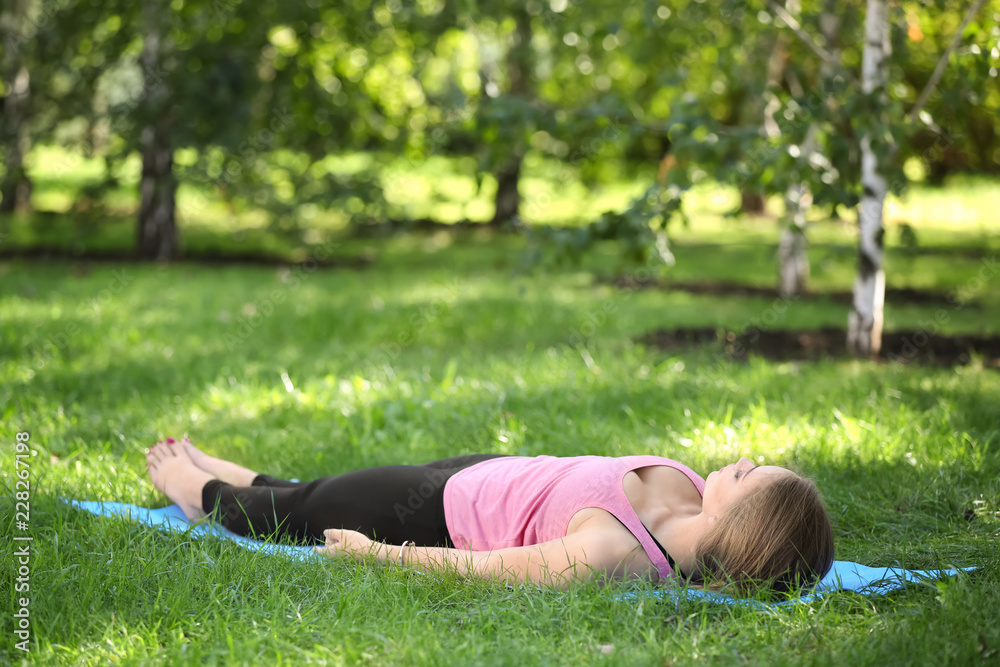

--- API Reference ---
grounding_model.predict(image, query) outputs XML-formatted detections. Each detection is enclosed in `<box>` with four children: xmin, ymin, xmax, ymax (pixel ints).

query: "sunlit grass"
<box><xmin>2</xmin><ymin>152</ymin><xmax>999</xmax><ymax>665</ymax></box>
<box><xmin>2</xmin><ymin>233</ymin><xmax>1000</xmax><ymax>664</ymax></box>
<box><xmin>23</xmin><ymin>144</ymin><xmax>1000</xmax><ymax>238</ymax></box>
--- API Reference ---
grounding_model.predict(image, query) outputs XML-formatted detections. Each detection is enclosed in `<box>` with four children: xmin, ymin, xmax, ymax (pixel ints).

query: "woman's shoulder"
<box><xmin>564</xmin><ymin>507</ymin><xmax>657</xmax><ymax>576</ymax></box>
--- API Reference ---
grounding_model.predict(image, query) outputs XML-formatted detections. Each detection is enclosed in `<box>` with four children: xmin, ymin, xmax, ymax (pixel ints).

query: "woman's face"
<box><xmin>701</xmin><ymin>457</ymin><xmax>794</xmax><ymax>518</ymax></box>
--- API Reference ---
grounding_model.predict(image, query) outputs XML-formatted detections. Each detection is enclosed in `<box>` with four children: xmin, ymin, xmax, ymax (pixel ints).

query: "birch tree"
<box><xmin>847</xmin><ymin>0</ymin><xmax>890</xmax><ymax>355</ymax></box>
<box><xmin>777</xmin><ymin>1</ymin><xmax>840</xmax><ymax>296</ymax></box>
<box><xmin>764</xmin><ymin>0</ymin><xmax>805</xmax><ymax>295</ymax></box>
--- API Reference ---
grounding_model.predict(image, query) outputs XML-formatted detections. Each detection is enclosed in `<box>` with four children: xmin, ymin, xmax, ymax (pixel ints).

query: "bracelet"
<box><xmin>396</xmin><ymin>540</ymin><xmax>412</xmax><ymax>566</ymax></box>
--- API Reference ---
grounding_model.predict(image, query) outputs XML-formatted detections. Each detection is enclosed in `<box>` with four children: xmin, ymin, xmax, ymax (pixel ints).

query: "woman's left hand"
<box><xmin>314</xmin><ymin>528</ymin><xmax>375</xmax><ymax>560</ymax></box>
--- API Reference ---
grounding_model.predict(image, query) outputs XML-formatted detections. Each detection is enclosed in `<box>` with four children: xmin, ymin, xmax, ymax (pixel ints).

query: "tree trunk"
<box><xmin>740</xmin><ymin>189</ymin><xmax>766</xmax><ymax>216</ymax></box>
<box><xmin>492</xmin><ymin>159</ymin><xmax>521</xmax><ymax>226</ymax></box>
<box><xmin>0</xmin><ymin>0</ymin><xmax>32</xmax><ymax>213</ymax></box>
<box><xmin>772</xmin><ymin>0</ymin><xmax>806</xmax><ymax>295</ymax></box>
<box><xmin>778</xmin><ymin>133</ymin><xmax>816</xmax><ymax>295</ymax></box>
<box><xmin>778</xmin><ymin>152</ymin><xmax>812</xmax><ymax>295</ymax></box>
<box><xmin>778</xmin><ymin>2</ymin><xmax>839</xmax><ymax>295</ymax></box>
<box><xmin>138</xmin><ymin>118</ymin><xmax>177</xmax><ymax>260</ymax></box>
<box><xmin>491</xmin><ymin>9</ymin><xmax>531</xmax><ymax>226</ymax></box>
<box><xmin>847</xmin><ymin>0</ymin><xmax>890</xmax><ymax>355</ymax></box>
<box><xmin>136</xmin><ymin>2</ymin><xmax>178</xmax><ymax>261</ymax></box>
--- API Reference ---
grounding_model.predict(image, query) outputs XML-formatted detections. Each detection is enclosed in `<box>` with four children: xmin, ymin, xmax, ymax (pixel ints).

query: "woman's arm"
<box><xmin>315</xmin><ymin>524</ymin><xmax>649</xmax><ymax>588</ymax></box>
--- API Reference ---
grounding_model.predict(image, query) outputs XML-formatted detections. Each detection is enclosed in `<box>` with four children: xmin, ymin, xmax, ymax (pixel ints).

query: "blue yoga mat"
<box><xmin>63</xmin><ymin>499</ymin><xmax>972</xmax><ymax>606</ymax></box>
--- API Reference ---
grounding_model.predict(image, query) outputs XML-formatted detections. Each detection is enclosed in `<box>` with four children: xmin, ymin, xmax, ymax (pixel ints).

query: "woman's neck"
<box><xmin>657</xmin><ymin>512</ymin><xmax>711</xmax><ymax>577</ymax></box>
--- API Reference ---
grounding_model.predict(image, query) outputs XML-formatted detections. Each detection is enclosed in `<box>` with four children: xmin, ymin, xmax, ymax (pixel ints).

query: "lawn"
<box><xmin>1</xmin><ymin>171</ymin><xmax>999</xmax><ymax>665</ymax></box>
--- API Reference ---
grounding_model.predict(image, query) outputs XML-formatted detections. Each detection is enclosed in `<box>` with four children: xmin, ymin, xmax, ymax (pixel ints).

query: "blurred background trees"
<box><xmin>0</xmin><ymin>0</ymin><xmax>33</xmax><ymax>213</ymax></box>
<box><xmin>1</xmin><ymin>0</ymin><xmax>998</xmax><ymax>352</ymax></box>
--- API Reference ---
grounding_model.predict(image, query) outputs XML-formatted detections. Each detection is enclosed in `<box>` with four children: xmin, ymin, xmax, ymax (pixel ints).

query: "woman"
<box><xmin>146</xmin><ymin>437</ymin><xmax>834</xmax><ymax>593</ymax></box>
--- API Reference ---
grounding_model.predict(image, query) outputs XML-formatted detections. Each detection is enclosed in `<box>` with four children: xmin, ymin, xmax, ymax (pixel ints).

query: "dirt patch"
<box><xmin>0</xmin><ymin>246</ymin><xmax>374</xmax><ymax>269</ymax></box>
<box><xmin>637</xmin><ymin>326</ymin><xmax>1000</xmax><ymax>368</ymax></box>
<box><xmin>603</xmin><ymin>276</ymin><xmax>974</xmax><ymax>308</ymax></box>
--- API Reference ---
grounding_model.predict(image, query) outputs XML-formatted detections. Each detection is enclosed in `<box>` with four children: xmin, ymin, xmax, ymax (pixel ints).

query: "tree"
<box><xmin>136</xmin><ymin>0</ymin><xmax>177</xmax><ymax>261</ymax></box>
<box><xmin>0</xmin><ymin>0</ymin><xmax>33</xmax><ymax>213</ymax></box>
<box><xmin>12</xmin><ymin>0</ymin><xmax>998</xmax><ymax>269</ymax></box>
<box><xmin>901</xmin><ymin>0</ymin><xmax>996</xmax><ymax>183</ymax></box>
<box><xmin>777</xmin><ymin>0</ymin><xmax>841</xmax><ymax>296</ymax></box>
<box><xmin>489</xmin><ymin>8</ymin><xmax>533</xmax><ymax>226</ymax></box>
<box><xmin>847</xmin><ymin>0</ymin><xmax>891</xmax><ymax>355</ymax></box>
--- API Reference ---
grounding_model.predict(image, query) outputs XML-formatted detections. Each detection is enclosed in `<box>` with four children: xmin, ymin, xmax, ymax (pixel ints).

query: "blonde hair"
<box><xmin>693</xmin><ymin>473</ymin><xmax>834</xmax><ymax>595</ymax></box>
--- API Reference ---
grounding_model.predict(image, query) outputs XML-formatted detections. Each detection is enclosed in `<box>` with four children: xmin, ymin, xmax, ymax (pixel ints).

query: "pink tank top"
<box><xmin>442</xmin><ymin>455</ymin><xmax>706</xmax><ymax>580</ymax></box>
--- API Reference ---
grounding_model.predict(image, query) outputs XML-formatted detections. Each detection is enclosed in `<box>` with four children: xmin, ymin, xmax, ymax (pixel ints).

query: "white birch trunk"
<box><xmin>763</xmin><ymin>0</ymin><xmax>813</xmax><ymax>295</ymax></box>
<box><xmin>778</xmin><ymin>143</ymin><xmax>812</xmax><ymax>296</ymax></box>
<box><xmin>847</xmin><ymin>0</ymin><xmax>890</xmax><ymax>355</ymax></box>
<box><xmin>778</xmin><ymin>2</ymin><xmax>839</xmax><ymax>296</ymax></box>
<box><xmin>0</xmin><ymin>0</ymin><xmax>32</xmax><ymax>213</ymax></box>
<box><xmin>137</xmin><ymin>0</ymin><xmax>178</xmax><ymax>260</ymax></box>
<box><xmin>775</xmin><ymin>0</ymin><xmax>807</xmax><ymax>295</ymax></box>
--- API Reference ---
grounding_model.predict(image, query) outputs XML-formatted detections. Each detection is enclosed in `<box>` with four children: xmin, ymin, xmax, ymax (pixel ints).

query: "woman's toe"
<box><xmin>151</xmin><ymin>445</ymin><xmax>169</xmax><ymax>463</ymax></box>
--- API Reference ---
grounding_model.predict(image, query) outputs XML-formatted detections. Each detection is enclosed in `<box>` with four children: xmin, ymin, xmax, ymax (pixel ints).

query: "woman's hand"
<box><xmin>314</xmin><ymin>528</ymin><xmax>375</xmax><ymax>561</ymax></box>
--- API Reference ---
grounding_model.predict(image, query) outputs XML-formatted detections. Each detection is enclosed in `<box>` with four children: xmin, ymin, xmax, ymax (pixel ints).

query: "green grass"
<box><xmin>2</xmin><ymin>158</ymin><xmax>1000</xmax><ymax>664</ymax></box>
<box><xmin>2</xmin><ymin>227</ymin><xmax>999</xmax><ymax>665</ymax></box>
<box><xmin>6</xmin><ymin>147</ymin><xmax>1000</xmax><ymax>323</ymax></box>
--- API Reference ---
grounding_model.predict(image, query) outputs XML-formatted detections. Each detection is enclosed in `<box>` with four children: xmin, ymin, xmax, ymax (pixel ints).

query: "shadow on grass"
<box><xmin>0</xmin><ymin>245</ymin><xmax>375</xmax><ymax>269</ymax></box>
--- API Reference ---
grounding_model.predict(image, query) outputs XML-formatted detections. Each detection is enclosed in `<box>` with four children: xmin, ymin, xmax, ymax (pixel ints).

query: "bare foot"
<box><xmin>146</xmin><ymin>441</ymin><xmax>216</xmax><ymax>521</ymax></box>
<box><xmin>155</xmin><ymin>436</ymin><xmax>259</xmax><ymax>488</ymax></box>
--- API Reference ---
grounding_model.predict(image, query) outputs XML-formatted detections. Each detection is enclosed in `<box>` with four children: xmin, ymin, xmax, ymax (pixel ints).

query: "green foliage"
<box><xmin>2</xmin><ymin>0</ymin><xmax>998</xmax><ymax>258</ymax></box>
<box><xmin>527</xmin><ymin>182</ymin><xmax>686</xmax><ymax>266</ymax></box>
<box><xmin>175</xmin><ymin>149</ymin><xmax>391</xmax><ymax>238</ymax></box>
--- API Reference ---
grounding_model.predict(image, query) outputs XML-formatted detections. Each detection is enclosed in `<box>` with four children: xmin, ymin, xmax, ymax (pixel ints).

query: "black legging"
<box><xmin>201</xmin><ymin>454</ymin><xmax>506</xmax><ymax>547</ymax></box>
